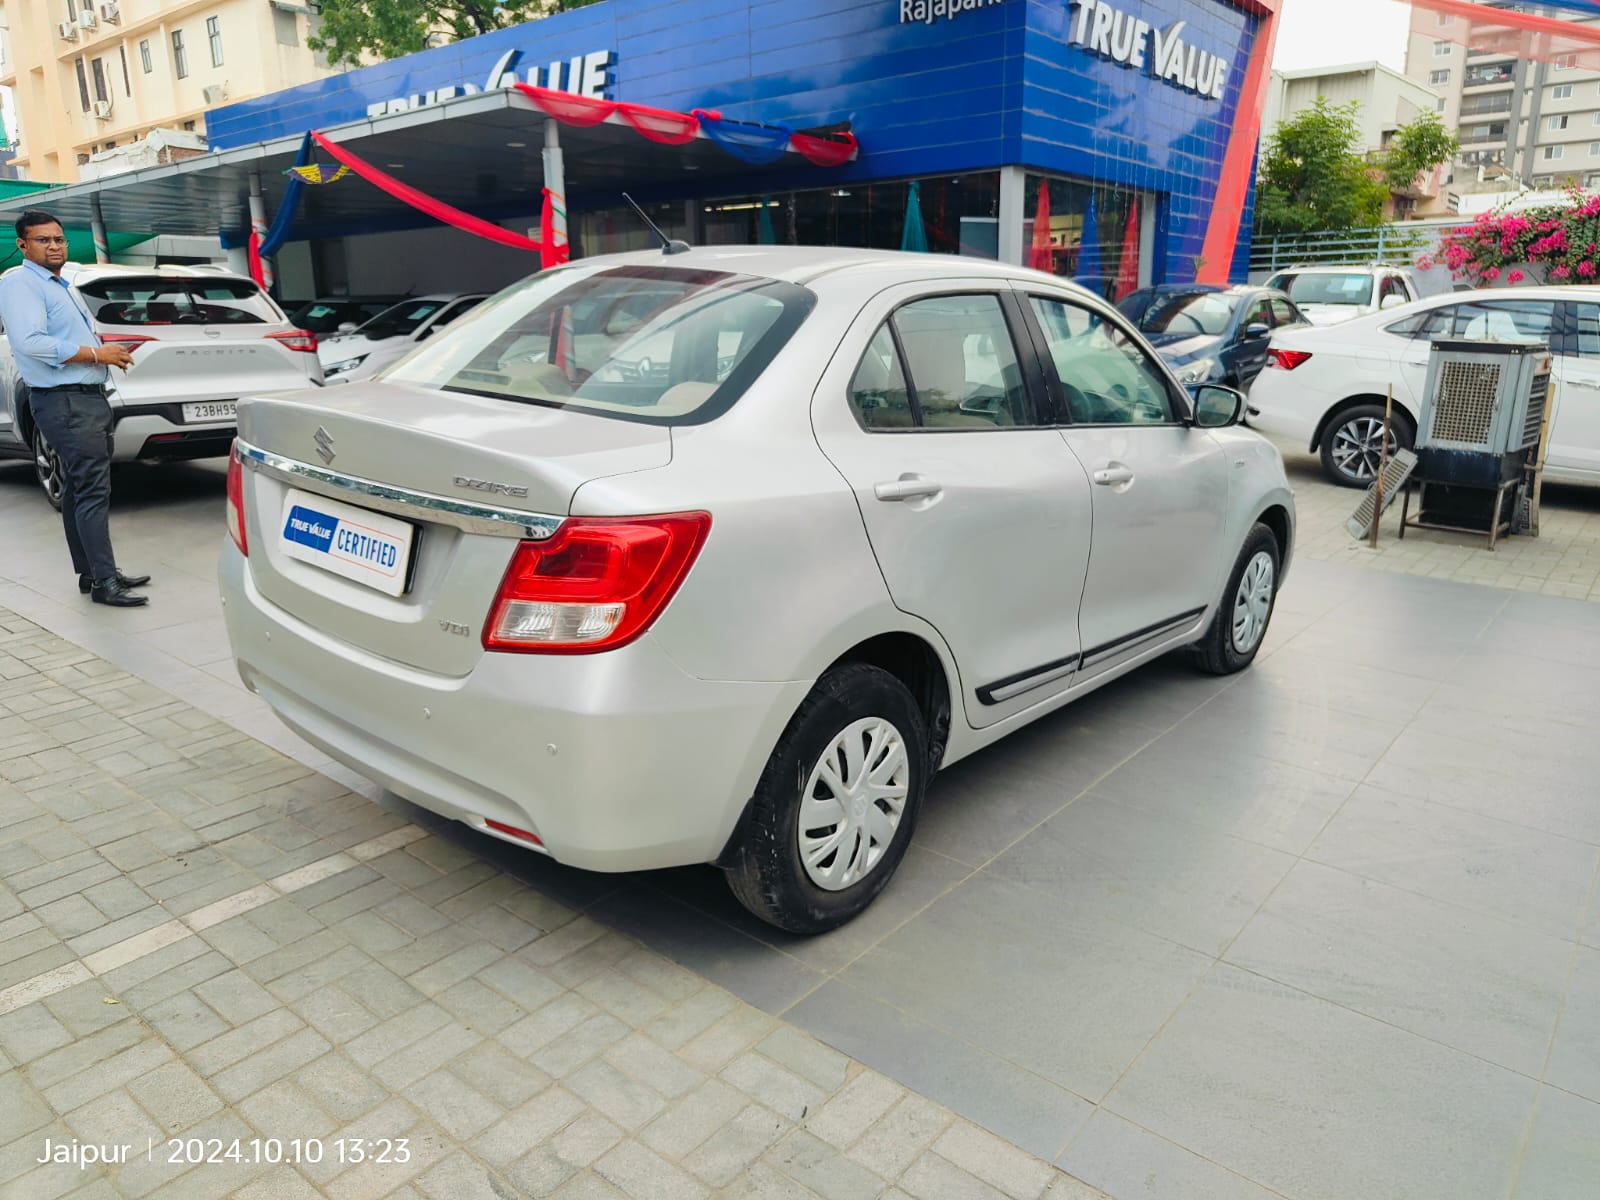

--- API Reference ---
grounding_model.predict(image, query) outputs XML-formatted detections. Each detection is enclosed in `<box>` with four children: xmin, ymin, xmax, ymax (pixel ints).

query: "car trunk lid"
<box><xmin>234</xmin><ymin>380</ymin><xmax>672</xmax><ymax>675</ymax></box>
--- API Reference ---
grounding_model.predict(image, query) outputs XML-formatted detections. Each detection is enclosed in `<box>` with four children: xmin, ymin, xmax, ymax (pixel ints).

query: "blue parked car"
<box><xmin>1117</xmin><ymin>284</ymin><xmax>1309</xmax><ymax>389</ymax></box>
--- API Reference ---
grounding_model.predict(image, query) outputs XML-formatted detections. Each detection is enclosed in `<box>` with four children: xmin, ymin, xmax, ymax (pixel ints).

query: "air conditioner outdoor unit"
<box><xmin>58</xmin><ymin>21</ymin><xmax>79</xmax><ymax>41</ymax></box>
<box><xmin>100</xmin><ymin>3</ymin><xmax>121</xmax><ymax>24</ymax></box>
<box><xmin>202</xmin><ymin>83</ymin><xmax>228</xmax><ymax>104</ymax></box>
<box><xmin>78</xmin><ymin>8</ymin><xmax>98</xmax><ymax>29</ymax></box>
<box><xmin>93</xmin><ymin>99</ymin><xmax>113</xmax><ymax>120</ymax></box>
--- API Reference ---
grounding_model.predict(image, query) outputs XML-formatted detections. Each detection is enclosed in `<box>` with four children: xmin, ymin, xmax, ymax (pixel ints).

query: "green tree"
<box><xmin>1254</xmin><ymin>97</ymin><xmax>1388</xmax><ymax>236</ymax></box>
<box><xmin>308</xmin><ymin>0</ymin><xmax>605</xmax><ymax>68</ymax></box>
<box><xmin>1378</xmin><ymin>109</ymin><xmax>1460</xmax><ymax>194</ymax></box>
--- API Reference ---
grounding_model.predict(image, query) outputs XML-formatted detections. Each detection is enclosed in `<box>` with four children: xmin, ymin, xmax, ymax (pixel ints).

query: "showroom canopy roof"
<box><xmin>0</xmin><ymin>88</ymin><xmax>836</xmax><ymax>240</ymax></box>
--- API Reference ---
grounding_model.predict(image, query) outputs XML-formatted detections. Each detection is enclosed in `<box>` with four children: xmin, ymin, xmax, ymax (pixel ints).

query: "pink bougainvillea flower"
<box><xmin>1508</xmin><ymin>269</ymin><xmax>1525</xmax><ymax>283</ymax></box>
<box><xmin>1580</xmin><ymin>261</ymin><xmax>1597</xmax><ymax>278</ymax></box>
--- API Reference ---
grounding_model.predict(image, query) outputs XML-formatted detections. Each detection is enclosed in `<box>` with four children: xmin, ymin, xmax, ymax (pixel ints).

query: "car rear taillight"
<box><xmin>483</xmin><ymin>513</ymin><xmax>711</xmax><ymax>654</ymax></box>
<box><xmin>100</xmin><ymin>334</ymin><xmax>156</xmax><ymax>349</ymax></box>
<box><xmin>267</xmin><ymin>330</ymin><xmax>319</xmax><ymax>353</ymax></box>
<box><xmin>1268</xmin><ymin>349</ymin><xmax>1312</xmax><ymax>370</ymax></box>
<box><xmin>226</xmin><ymin>441</ymin><xmax>248</xmax><ymax>557</ymax></box>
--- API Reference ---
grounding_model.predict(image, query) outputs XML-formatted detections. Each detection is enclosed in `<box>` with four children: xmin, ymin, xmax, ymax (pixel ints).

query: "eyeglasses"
<box><xmin>25</xmin><ymin>236</ymin><xmax>68</xmax><ymax>246</ymax></box>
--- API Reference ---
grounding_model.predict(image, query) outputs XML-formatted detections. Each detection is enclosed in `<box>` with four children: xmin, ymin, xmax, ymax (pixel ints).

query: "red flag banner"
<box><xmin>310</xmin><ymin>130</ymin><xmax>544</xmax><ymax>253</ymax></box>
<box><xmin>247</xmin><ymin>227</ymin><xmax>265</xmax><ymax>287</ymax></box>
<box><xmin>616</xmin><ymin>102</ymin><xmax>700</xmax><ymax>145</ymax></box>
<box><xmin>1411</xmin><ymin>0</ymin><xmax>1600</xmax><ymax>69</ymax></box>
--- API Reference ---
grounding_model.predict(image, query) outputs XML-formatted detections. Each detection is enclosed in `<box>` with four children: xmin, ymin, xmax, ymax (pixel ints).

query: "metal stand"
<box><xmin>1398</xmin><ymin>478</ymin><xmax>1520</xmax><ymax>550</ymax></box>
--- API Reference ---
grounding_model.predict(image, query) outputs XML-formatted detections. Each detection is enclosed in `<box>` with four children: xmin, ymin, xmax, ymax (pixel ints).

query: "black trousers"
<box><xmin>28</xmin><ymin>388</ymin><xmax>119</xmax><ymax>583</ymax></box>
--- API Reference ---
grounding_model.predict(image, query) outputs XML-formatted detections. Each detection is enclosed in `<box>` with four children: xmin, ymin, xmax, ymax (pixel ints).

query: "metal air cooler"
<box><xmin>1415</xmin><ymin>339</ymin><xmax>1551</xmax><ymax>487</ymax></box>
<box><xmin>1401</xmin><ymin>339</ymin><xmax>1551</xmax><ymax>548</ymax></box>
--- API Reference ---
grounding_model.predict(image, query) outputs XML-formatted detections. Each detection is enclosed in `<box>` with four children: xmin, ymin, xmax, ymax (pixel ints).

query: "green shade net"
<box><xmin>0</xmin><ymin>181</ymin><xmax>152</xmax><ymax>267</ymax></box>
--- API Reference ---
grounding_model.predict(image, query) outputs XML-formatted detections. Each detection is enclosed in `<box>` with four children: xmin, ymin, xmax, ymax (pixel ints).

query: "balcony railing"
<box><xmin>1458</xmin><ymin>132</ymin><xmax>1510</xmax><ymax>145</ymax></box>
<box><xmin>1464</xmin><ymin>66</ymin><xmax>1516</xmax><ymax>87</ymax></box>
<box><xmin>1459</xmin><ymin>98</ymin><xmax>1513</xmax><ymax>116</ymax></box>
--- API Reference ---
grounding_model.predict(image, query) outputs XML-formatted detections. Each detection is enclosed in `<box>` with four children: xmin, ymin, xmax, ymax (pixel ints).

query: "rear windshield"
<box><xmin>1270</xmin><ymin>273</ymin><xmax>1375</xmax><ymax>307</ymax></box>
<box><xmin>78</xmin><ymin>276</ymin><xmax>280</xmax><ymax>326</ymax></box>
<box><xmin>386</xmin><ymin>264</ymin><xmax>815</xmax><ymax>425</ymax></box>
<box><xmin>1134</xmin><ymin>290</ymin><xmax>1240</xmax><ymax>335</ymax></box>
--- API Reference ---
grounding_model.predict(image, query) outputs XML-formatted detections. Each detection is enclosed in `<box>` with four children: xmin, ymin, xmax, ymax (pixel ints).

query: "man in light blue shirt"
<box><xmin>0</xmin><ymin>210</ymin><xmax>149</xmax><ymax>606</ymax></box>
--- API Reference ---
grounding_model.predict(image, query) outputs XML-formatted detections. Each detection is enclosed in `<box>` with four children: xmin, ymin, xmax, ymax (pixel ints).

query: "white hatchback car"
<box><xmin>1248</xmin><ymin>286</ymin><xmax>1600</xmax><ymax>487</ymax></box>
<box><xmin>0</xmin><ymin>264</ymin><xmax>323</xmax><ymax>507</ymax></box>
<box><xmin>317</xmin><ymin>293</ymin><xmax>488</xmax><ymax>384</ymax></box>
<box><xmin>219</xmin><ymin>247</ymin><xmax>1296</xmax><ymax>932</ymax></box>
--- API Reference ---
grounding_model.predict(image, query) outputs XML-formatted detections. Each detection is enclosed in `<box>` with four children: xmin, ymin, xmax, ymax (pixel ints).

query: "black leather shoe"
<box><xmin>90</xmin><ymin>578</ymin><xmax>149</xmax><ymax>607</ymax></box>
<box><xmin>80</xmin><ymin>571</ymin><xmax>151</xmax><ymax>593</ymax></box>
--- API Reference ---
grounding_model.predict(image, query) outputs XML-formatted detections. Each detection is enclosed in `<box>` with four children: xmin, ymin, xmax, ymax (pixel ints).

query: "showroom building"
<box><xmin>6</xmin><ymin>0</ymin><xmax>1282</xmax><ymax>298</ymax></box>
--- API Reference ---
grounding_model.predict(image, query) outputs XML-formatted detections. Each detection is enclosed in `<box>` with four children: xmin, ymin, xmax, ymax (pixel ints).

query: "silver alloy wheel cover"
<box><xmin>1330</xmin><ymin>415</ymin><xmax>1389</xmax><ymax>482</ymax></box>
<box><xmin>798</xmin><ymin>716</ymin><xmax>911</xmax><ymax>892</ymax></box>
<box><xmin>1232</xmin><ymin>550</ymin><xmax>1275</xmax><ymax>654</ymax></box>
<box><xmin>34</xmin><ymin>430</ymin><xmax>63</xmax><ymax>507</ymax></box>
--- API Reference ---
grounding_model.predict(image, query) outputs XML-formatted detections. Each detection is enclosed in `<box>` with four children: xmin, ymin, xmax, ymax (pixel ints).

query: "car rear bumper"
<box><xmin>112</xmin><ymin>410</ymin><xmax>236</xmax><ymax>462</ymax></box>
<box><xmin>218</xmin><ymin>547</ymin><xmax>811</xmax><ymax>873</ymax></box>
<box><xmin>1243</xmin><ymin>371</ymin><xmax>1320</xmax><ymax>448</ymax></box>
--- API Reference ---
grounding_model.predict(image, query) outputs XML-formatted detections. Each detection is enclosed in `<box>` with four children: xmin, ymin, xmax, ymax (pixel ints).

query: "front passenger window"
<box><xmin>1029</xmin><ymin>296</ymin><xmax>1175</xmax><ymax>426</ymax></box>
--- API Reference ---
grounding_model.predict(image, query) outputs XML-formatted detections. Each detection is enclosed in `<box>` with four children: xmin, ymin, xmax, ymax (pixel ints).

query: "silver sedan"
<box><xmin>218</xmin><ymin>247</ymin><xmax>1295</xmax><ymax>933</ymax></box>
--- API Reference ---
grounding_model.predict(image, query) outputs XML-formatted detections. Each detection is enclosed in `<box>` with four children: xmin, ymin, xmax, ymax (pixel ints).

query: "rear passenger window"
<box><xmin>894</xmin><ymin>295</ymin><xmax>1033</xmax><ymax>428</ymax></box>
<box><xmin>850</xmin><ymin>325</ymin><xmax>914</xmax><ymax>429</ymax></box>
<box><xmin>849</xmin><ymin>294</ymin><xmax>1035</xmax><ymax>431</ymax></box>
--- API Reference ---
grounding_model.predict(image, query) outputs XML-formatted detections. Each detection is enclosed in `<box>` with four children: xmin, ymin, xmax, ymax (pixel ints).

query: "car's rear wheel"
<box><xmin>1191</xmin><ymin>522</ymin><xmax>1280</xmax><ymax>676</ymax></box>
<box><xmin>1320</xmin><ymin>404</ymin><xmax>1414</xmax><ymax>488</ymax></box>
<box><xmin>726</xmin><ymin>663</ymin><xmax>926</xmax><ymax>934</ymax></box>
<box><xmin>32</xmin><ymin>425</ymin><xmax>64</xmax><ymax>511</ymax></box>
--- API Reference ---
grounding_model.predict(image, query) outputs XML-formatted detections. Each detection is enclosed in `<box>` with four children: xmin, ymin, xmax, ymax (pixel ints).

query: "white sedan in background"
<box><xmin>318</xmin><ymin>293</ymin><xmax>488</xmax><ymax>383</ymax></box>
<box><xmin>220</xmin><ymin>247</ymin><xmax>1294</xmax><ymax>933</ymax></box>
<box><xmin>1248</xmin><ymin>286</ymin><xmax>1600</xmax><ymax>487</ymax></box>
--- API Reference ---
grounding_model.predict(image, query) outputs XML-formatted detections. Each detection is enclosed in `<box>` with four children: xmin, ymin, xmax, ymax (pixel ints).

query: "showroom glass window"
<box><xmin>1024</xmin><ymin>174</ymin><xmax>1145</xmax><ymax>302</ymax></box>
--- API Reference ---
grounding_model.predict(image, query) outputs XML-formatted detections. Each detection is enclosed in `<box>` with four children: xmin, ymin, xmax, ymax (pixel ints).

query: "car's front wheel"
<box><xmin>32</xmin><ymin>425</ymin><xmax>64</xmax><ymax>511</ymax></box>
<box><xmin>726</xmin><ymin>663</ymin><xmax>927</xmax><ymax>934</ymax></box>
<box><xmin>1320</xmin><ymin>403</ymin><xmax>1414</xmax><ymax>488</ymax></box>
<box><xmin>1191</xmin><ymin>522</ymin><xmax>1280</xmax><ymax>676</ymax></box>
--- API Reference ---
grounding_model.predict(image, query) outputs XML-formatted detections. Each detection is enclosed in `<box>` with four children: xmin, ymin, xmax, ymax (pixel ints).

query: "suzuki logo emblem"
<box><xmin>313</xmin><ymin>426</ymin><xmax>335</xmax><ymax>464</ymax></box>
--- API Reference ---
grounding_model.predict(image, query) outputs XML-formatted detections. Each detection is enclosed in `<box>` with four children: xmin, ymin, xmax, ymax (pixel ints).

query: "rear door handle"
<box><xmin>1092</xmin><ymin>466</ymin><xmax>1135</xmax><ymax>486</ymax></box>
<box><xmin>873</xmin><ymin>478</ymin><xmax>943</xmax><ymax>502</ymax></box>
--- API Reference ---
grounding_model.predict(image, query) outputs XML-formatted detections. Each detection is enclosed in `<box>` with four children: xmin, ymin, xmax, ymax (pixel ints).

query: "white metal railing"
<box><xmin>1249</xmin><ymin>219</ymin><xmax>1459</xmax><ymax>275</ymax></box>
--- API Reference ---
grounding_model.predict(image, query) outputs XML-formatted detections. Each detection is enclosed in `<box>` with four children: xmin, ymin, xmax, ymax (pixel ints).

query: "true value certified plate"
<box><xmin>182</xmin><ymin>400</ymin><xmax>237</xmax><ymax>423</ymax></box>
<box><xmin>278</xmin><ymin>488</ymin><xmax>415</xmax><ymax>597</ymax></box>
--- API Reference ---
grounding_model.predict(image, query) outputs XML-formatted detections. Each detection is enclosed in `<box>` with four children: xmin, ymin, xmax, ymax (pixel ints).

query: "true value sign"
<box><xmin>1067</xmin><ymin>0</ymin><xmax>1231</xmax><ymax>101</ymax></box>
<box><xmin>366</xmin><ymin>47</ymin><xmax>616</xmax><ymax>120</ymax></box>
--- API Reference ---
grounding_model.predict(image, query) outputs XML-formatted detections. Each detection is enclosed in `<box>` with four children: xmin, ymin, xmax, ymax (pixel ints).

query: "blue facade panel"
<box><xmin>206</xmin><ymin>0</ymin><xmax>1261</xmax><ymax>282</ymax></box>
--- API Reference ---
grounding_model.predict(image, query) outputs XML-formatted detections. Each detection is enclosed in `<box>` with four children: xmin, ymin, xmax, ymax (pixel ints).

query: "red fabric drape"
<box><xmin>515</xmin><ymin>83</ymin><xmax>619</xmax><ymax>126</ymax></box>
<box><xmin>310</xmin><ymin>130</ymin><xmax>544</xmax><ymax>253</ymax></box>
<box><xmin>1029</xmin><ymin>184</ymin><xmax>1055</xmax><ymax>274</ymax></box>
<box><xmin>617</xmin><ymin>102</ymin><xmax>700</xmax><ymax>145</ymax></box>
<box><xmin>789</xmin><ymin>131</ymin><xmax>858</xmax><ymax>167</ymax></box>
<box><xmin>1114</xmin><ymin>201</ymin><xmax>1140</xmax><ymax>301</ymax></box>
<box><xmin>540</xmin><ymin>188</ymin><xmax>568</xmax><ymax>270</ymax></box>
<box><xmin>246</xmin><ymin>227</ymin><xmax>265</xmax><ymax>287</ymax></box>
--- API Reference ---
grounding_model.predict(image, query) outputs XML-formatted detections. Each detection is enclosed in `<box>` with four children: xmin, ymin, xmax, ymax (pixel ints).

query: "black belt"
<box><xmin>30</xmin><ymin>383</ymin><xmax>108</xmax><ymax>396</ymax></box>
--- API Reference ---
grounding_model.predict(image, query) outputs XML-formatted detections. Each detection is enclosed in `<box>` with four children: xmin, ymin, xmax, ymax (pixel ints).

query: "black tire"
<box><xmin>1319</xmin><ymin>403</ymin><xmax>1414</xmax><ymax>488</ymax></box>
<box><xmin>32</xmin><ymin>424</ymin><xmax>64</xmax><ymax>512</ymax></box>
<box><xmin>726</xmin><ymin>663</ymin><xmax>927</xmax><ymax>934</ymax></box>
<box><xmin>1191</xmin><ymin>523</ymin><xmax>1280</xmax><ymax>676</ymax></box>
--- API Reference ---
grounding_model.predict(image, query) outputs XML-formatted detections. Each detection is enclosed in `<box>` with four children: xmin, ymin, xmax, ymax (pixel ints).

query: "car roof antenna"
<box><xmin>622</xmin><ymin>192</ymin><xmax>691</xmax><ymax>256</ymax></box>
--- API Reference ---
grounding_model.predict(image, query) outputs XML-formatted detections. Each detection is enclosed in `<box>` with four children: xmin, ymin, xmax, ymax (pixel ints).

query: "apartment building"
<box><xmin>1408</xmin><ymin>2</ymin><xmax>1600</xmax><ymax>206</ymax></box>
<box><xmin>1263</xmin><ymin>61</ymin><xmax>1447</xmax><ymax>217</ymax></box>
<box><xmin>0</xmin><ymin>0</ymin><xmax>341</xmax><ymax>183</ymax></box>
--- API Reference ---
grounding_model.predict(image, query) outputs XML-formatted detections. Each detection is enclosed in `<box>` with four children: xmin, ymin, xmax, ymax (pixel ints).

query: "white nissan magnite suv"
<box><xmin>219</xmin><ymin>247</ymin><xmax>1295</xmax><ymax>932</ymax></box>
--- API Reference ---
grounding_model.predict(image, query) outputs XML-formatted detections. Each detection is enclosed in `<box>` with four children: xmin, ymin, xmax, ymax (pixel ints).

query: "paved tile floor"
<box><xmin>2</xmin><ymin>449</ymin><xmax>1599</xmax><ymax>1199</ymax></box>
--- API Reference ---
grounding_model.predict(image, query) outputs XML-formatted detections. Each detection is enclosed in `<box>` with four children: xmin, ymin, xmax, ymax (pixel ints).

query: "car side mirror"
<box><xmin>1244</xmin><ymin>322</ymin><xmax>1270</xmax><ymax>341</ymax></box>
<box><xmin>1192</xmin><ymin>383</ymin><xmax>1244</xmax><ymax>429</ymax></box>
<box><xmin>1380</xmin><ymin>294</ymin><xmax>1408</xmax><ymax>310</ymax></box>
<box><xmin>336</xmin><ymin>322</ymin><xmax>359</xmax><ymax>333</ymax></box>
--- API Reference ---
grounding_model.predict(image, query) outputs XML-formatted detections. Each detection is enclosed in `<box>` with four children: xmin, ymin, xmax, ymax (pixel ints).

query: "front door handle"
<box><xmin>1092</xmin><ymin>466</ymin><xmax>1135</xmax><ymax>486</ymax></box>
<box><xmin>873</xmin><ymin>478</ymin><xmax>943</xmax><ymax>502</ymax></box>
